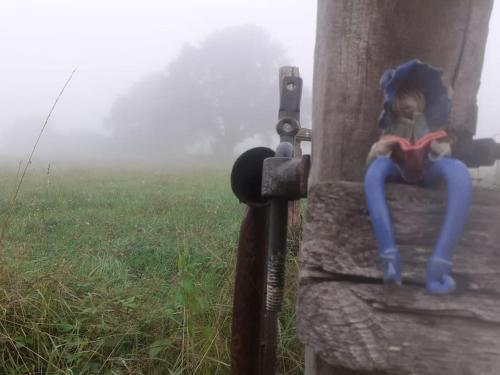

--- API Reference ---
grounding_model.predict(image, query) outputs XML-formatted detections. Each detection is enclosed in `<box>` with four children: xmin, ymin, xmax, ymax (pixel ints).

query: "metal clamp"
<box><xmin>261</xmin><ymin>155</ymin><xmax>310</xmax><ymax>200</ymax></box>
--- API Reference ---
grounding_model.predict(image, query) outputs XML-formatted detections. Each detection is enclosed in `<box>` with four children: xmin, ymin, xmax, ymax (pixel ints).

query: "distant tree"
<box><xmin>107</xmin><ymin>25</ymin><xmax>300</xmax><ymax>158</ymax></box>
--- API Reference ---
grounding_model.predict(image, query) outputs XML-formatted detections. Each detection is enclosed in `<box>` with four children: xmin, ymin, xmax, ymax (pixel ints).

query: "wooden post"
<box><xmin>288</xmin><ymin>141</ymin><xmax>303</xmax><ymax>231</ymax></box>
<box><xmin>280</xmin><ymin>67</ymin><xmax>307</xmax><ymax>237</ymax></box>
<box><xmin>288</xmin><ymin>128</ymin><xmax>312</xmax><ymax>233</ymax></box>
<box><xmin>298</xmin><ymin>1</ymin><xmax>497</xmax><ymax>374</ymax></box>
<box><xmin>310</xmin><ymin>0</ymin><xmax>493</xmax><ymax>183</ymax></box>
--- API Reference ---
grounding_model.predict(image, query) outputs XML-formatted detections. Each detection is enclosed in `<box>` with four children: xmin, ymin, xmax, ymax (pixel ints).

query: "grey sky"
<box><xmin>0</xmin><ymin>0</ymin><xmax>316</xmax><ymax>138</ymax></box>
<box><xmin>478</xmin><ymin>0</ymin><xmax>500</xmax><ymax>138</ymax></box>
<box><xmin>0</xmin><ymin>0</ymin><xmax>498</xmax><ymax>142</ymax></box>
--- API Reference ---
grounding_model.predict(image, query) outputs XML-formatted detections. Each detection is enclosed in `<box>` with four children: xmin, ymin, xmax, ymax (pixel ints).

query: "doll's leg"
<box><xmin>423</xmin><ymin>158</ymin><xmax>472</xmax><ymax>294</ymax></box>
<box><xmin>364</xmin><ymin>157</ymin><xmax>402</xmax><ymax>284</ymax></box>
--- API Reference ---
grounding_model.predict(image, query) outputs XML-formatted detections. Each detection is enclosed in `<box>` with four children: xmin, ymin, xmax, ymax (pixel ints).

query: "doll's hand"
<box><xmin>366</xmin><ymin>139</ymin><xmax>398</xmax><ymax>165</ymax></box>
<box><xmin>374</xmin><ymin>138</ymin><xmax>399</xmax><ymax>156</ymax></box>
<box><xmin>429</xmin><ymin>140</ymin><xmax>451</xmax><ymax>161</ymax></box>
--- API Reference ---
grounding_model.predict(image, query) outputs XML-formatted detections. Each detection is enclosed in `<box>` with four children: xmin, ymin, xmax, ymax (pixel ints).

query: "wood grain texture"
<box><xmin>311</xmin><ymin>0</ymin><xmax>493</xmax><ymax>183</ymax></box>
<box><xmin>298</xmin><ymin>182</ymin><xmax>500</xmax><ymax>374</ymax></box>
<box><xmin>304</xmin><ymin>1</ymin><xmax>495</xmax><ymax>372</ymax></box>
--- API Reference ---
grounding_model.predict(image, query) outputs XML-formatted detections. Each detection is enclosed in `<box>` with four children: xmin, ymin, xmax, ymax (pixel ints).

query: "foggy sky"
<box><xmin>0</xmin><ymin>0</ymin><xmax>499</xmax><ymax>149</ymax></box>
<box><xmin>0</xmin><ymin>0</ymin><xmax>316</xmax><ymax>139</ymax></box>
<box><xmin>478</xmin><ymin>0</ymin><xmax>500</xmax><ymax>139</ymax></box>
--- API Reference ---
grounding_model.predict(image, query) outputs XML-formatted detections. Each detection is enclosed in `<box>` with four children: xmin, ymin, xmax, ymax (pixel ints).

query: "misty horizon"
<box><xmin>1</xmin><ymin>0</ymin><xmax>499</xmax><ymax>163</ymax></box>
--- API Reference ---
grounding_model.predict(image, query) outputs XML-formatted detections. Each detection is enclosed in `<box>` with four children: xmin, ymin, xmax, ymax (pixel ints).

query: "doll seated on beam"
<box><xmin>364</xmin><ymin>59</ymin><xmax>472</xmax><ymax>295</ymax></box>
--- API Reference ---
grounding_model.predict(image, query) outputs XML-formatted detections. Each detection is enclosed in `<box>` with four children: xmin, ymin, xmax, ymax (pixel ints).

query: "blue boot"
<box><xmin>426</xmin><ymin>257</ymin><xmax>455</xmax><ymax>294</ymax></box>
<box><xmin>381</xmin><ymin>248</ymin><xmax>402</xmax><ymax>284</ymax></box>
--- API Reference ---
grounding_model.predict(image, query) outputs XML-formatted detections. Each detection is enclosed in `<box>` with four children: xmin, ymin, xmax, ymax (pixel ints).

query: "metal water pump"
<box><xmin>229</xmin><ymin>66</ymin><xmax>310</xmax><ymax>375</ymax></box>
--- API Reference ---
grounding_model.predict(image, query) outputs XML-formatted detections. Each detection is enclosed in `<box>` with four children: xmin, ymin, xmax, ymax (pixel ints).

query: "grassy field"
<box><xmin>0</xmin><ymin>164</ymin><xmax>303</xmax><ymax>374</ymax></box>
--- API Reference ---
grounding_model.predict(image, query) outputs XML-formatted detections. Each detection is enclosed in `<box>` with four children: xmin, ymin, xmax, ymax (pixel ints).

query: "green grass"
<box><xmin>0</xmin><ymin>165</ymin><xmax>303</xmax><ymax>374</ymax></box>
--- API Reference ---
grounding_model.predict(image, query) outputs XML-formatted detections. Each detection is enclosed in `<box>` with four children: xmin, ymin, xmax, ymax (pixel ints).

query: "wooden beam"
<box><xmin>298</xmin><ymin>182</ymin><xmax>500</xmax><ymax>375</ymax></box>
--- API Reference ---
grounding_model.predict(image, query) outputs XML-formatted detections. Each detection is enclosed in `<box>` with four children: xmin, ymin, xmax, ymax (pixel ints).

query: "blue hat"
<box><xmin>379</xmin><ymin>59</ymin><xmax>450</xmax><ymax>130</ymax></box>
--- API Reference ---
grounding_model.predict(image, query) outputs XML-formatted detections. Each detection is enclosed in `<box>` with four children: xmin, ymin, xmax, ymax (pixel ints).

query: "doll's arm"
<box><xmin>366</xmin><ymin>138</ymin><xmax>399</xmax><ymax>165</ymax></box>
<box><xmin>429</xmin><ymin>139</ymin><xmax>452</xmax><ymax>161</ymax></box>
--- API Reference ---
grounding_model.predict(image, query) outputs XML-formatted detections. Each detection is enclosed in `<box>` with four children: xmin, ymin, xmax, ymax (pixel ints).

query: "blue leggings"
<box><xmin>364</xmin><ymin>157</ymin><xmax>472</xmax><ymax>294</ymax></box>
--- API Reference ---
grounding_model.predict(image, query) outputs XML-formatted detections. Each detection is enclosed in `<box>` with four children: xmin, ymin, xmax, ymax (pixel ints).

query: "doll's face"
<box><xmin>392</xmin><ymin>89</ymin><xmax>426</xmax><ymax>125</ymax></box>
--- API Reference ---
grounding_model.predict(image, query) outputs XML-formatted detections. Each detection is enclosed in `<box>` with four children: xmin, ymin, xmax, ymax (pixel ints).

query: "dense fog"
<box><xmin>0</xmin><ymin>0</ymin><xmax>498</xmax><ymax>165</ymax></box>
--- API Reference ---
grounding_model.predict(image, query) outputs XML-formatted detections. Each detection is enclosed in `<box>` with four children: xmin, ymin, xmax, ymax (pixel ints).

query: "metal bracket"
<box><xmin>279</xmin><ymin>66</ymin><xmax>302</xmax><ymax>122</ymax></box>
<box><xmin>261</xmin><ymin>155</ymin><xmax>310</xmax><ymax>200</ymax></box>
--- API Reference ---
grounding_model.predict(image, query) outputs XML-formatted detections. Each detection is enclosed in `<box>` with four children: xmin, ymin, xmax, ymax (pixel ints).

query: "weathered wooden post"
<box><xmin>288</xmin><ymin>128</ymin><xmax>312</xmax><ymax>231</ymax></box>
<box><xmin>298</xmin><ymin>1</ymin><xmax>500</xmax><ymax>374</ymax></box>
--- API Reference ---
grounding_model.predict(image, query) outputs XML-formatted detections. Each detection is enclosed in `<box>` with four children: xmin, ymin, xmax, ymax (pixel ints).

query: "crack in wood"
<box><xmin>301</xmin><ymin>269</ymin><xmax>500</xmax><ymax>298</ymax></box>
<box><xmin>353</xmin><ymin>292</ymin><xmax>500</xmax><ymax>326</ymax></box>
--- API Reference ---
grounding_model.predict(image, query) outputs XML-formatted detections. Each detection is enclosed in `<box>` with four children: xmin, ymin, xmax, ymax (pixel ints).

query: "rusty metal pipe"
<box><xmin>230</xmin><ymin>206</ymin><xmax>269</xmax><ymax>375</ymax></box>
<box><xmin>258</xmin><ymin>189</ymin><xmax>290</xmax><ymax>374</ymax></box>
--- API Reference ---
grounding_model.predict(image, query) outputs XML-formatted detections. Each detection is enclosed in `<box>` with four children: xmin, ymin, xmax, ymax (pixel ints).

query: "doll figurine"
<box><xmin>364</xmin><ymin>59</ymin><xmax>472</xmax><ymax>294</ymax></box>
